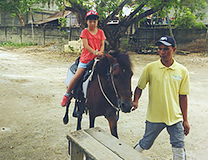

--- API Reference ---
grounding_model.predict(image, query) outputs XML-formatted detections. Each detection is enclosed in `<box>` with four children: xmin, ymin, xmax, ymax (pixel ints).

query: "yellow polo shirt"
<box><xmin>137</xmin><ymin>59</ymin><xmax>190</xmax><ymax>125</ymax></box>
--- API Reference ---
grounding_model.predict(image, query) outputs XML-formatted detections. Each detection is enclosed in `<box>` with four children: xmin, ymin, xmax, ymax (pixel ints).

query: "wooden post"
<box><xmin>70</xmin><ymin>141</ymin><xmax>84</xmax><ymax>160</ymax></box>
<box><xmin>5</xmin><ymin>27</ymin><xmax>7</xmax><ymax>41</ymax></box>
<box><xmin>68</xmin><ymin>137</ymin><xmax>71</xmax><ymax>155</ymax></box>
<box><xmin>20</xmin><ymin>27</ymin><xmax>22</xmax><ymax>43</ymax></box>
<box><xmin>43</xmin><ymin>27</ymin><xmax>45</xmax><ymax>45</ymax></box>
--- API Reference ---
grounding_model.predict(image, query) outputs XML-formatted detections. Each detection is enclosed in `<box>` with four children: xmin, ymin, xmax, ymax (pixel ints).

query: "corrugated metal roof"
<box><xmin>32</xmin><ymin>11</ymin><xmax>71</xmax><ymax>25</ymax></box>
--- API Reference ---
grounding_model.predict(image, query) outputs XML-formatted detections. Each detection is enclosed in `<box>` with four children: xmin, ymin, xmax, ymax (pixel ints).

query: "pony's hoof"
<box><xmin>63</xmin><ymin>116</ymin><xmax>69</xmax><ymax>124</ymax></box>
<box><xmin>72</xmin><ymin>112</ymin><xmax>80</xmax><ymax>117</ymax></box>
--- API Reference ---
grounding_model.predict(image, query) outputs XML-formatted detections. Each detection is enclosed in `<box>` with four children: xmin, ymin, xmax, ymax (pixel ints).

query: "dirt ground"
<box><xmin>0</xmin><ymin>44</ymin><xmax>208</xmax><ymax>160</ymax></box>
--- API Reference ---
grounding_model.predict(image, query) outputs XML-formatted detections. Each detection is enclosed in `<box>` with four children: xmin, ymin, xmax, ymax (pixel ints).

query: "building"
<box><xmin>0</xmin><ymin>1</ymin><xmax>79</xmax><ymax>27</ymax></box>
<box><xmin>31</xmin><ymin>11</ymin><xmax>79</xmax><ymax>27</ymax></box>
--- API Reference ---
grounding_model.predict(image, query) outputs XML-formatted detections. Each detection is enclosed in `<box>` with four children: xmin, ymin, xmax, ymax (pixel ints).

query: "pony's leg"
<box><xmin>89</xmin><ymin>114</ymin><xmax>95</xmax><ymax>128</ymax></box>
<box><xmin>76</xmin><ymin>115</ymin><xmax>82</xmax><ymax>130</ymax></box>
<box><xmin>106</xmin><ymin>114</ymin><xmax>118</xmax><ymax>138</ymax></box>
<box><xmin>63</xmin><ymin>101</ymin><xmax>70</xmax><ymax>124</ymax></box>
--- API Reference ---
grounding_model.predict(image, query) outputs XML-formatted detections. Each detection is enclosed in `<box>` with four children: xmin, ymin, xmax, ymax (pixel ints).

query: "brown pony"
<box><xmin>63</xmin><ymin>51</ymin><xmax>133</xmax><ymax>138</ymax></box>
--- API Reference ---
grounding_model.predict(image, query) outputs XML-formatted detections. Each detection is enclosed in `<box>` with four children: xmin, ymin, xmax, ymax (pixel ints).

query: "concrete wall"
<box><xmin>0</xmin><ymin>26</ymin><xmax>81</xmax><ymax>45</ymax></box>
<box><xmin>0</xmin><ymin>1</ymin><xmax>58</xmax><ymax>26</ymax></box>
<box><xmin>0</xmin><ymin>10</ymin><xmax>55</xmax><ymax>27</ymax></box>
<box><xmin>129</xmin><ymin>27</ymin><xmax>207</xmax><ymax>52</ymax></box>
<box><xmin>0</xmin><ymin>25</ymin><xmax>207</xmax><ymax>53</ymax></box>
<box><xmin>0</xmin><ymin>10</ymin><xmax>22</xmax><ymax>27</ymax></box>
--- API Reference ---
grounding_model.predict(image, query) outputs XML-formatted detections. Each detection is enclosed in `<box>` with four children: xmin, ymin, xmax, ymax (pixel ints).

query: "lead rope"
<box><xmin>90</xmin><ymin>58</ymin><xmax>100</xmax><ymax>81</ymax></box>
<box><xmin>109</xmin><ymin>65</ymin><xmax>121</xmax><ymax>121</ymax></box>
<box><xmin>109</xmin><ymin>65</ymin><xmax>120</xmax><ymax>100</ymax></box>
<box><xmin>97</xmin><ymin>74</ymin><xmax>120</xmax><ymax>111</ymax></box>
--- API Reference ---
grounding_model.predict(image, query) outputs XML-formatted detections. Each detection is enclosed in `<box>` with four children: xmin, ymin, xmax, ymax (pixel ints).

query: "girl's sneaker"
<box><xmin>61</xmin><ymin>95</ymin><xmax>70</xmax><ymax>107</ymax></box>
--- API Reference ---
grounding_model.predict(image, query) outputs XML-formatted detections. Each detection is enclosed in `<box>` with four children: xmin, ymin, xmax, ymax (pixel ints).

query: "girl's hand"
<box><xmin>96</xmin><ymin>51</ymin><xmax>104</xmax><ymax>59</ymax></box>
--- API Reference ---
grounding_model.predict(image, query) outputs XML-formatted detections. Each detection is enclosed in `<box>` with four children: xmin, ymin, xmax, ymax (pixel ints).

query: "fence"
<box><xmin>0</xmin><ymin>25</ymin><xmax>207</xmax><ymax>52</ymax></box>
<box><xmin>0</xmin><ymin>26</ymin><xmax>81</xmax><ymax>45</ymax></box>
<box><xmin>128</xmin><ymin>27</ymin><xmax>207</xmax><ymax>52</ymax></box>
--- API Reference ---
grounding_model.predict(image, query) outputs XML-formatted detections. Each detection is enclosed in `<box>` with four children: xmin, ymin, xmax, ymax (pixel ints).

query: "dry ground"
<box><xmin>0</xmin><ymin>44</ymin><xmax>208</xmax><ymax>160</ymax></box>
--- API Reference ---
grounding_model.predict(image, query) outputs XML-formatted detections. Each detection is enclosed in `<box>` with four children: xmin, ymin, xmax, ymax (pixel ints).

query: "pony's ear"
<box><xmin>108</xmin><ymin>50</ymin><xmax>120</xmax><ymax>57</ymax></box>
<box><xmin>105</xmin><ymin>53</ymin><xmax>117</xmax><ymax>65</ymax></box>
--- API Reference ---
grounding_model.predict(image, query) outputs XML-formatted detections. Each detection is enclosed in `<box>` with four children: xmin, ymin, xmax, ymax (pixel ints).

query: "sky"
<box><xmin>123</xmin><ymin>6</ymin><xmax>131</xmax><ymax>16</ymax></box>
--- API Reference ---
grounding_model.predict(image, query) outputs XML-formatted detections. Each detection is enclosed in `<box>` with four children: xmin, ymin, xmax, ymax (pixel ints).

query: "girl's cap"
<box><xmin>86</xmin><ymin>10</ymin><xmax>99</xmax><ymax>18</ymax></box>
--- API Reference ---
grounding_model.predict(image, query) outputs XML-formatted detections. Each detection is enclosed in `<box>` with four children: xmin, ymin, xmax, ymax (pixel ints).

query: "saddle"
<box><xmin>70</xmin><ymin>57</ymin><xmax>94</xmax><ymax>82</ymax></box>
<box><xmin>66</xmin><ymin>57</ymin><xmax>95</xmax><ymax>117</ymax></box>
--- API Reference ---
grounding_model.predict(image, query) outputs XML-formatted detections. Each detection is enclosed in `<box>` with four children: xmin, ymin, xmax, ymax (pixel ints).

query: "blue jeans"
<box><xmin>78</xmin><ymin>61</ymin><xmax>89</xmax><ymax>68</ymax></box>
<box><xmin>139</xmin><ymin>121</ymin><xmax>185</xmax><ymax>150</ymax></box>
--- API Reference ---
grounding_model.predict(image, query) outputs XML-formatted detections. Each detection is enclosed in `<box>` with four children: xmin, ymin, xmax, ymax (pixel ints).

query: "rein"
<box><xmin>97</xmin><ymin>63</ymin><xmax>121</xmax><ymax>111</ymax></box>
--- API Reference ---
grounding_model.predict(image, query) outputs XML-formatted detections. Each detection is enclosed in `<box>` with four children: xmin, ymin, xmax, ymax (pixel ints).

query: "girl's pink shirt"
<box><xmin>79</xmin><ymin>28</ymin><xmax>106</xmax><ymax>64</ymax></box>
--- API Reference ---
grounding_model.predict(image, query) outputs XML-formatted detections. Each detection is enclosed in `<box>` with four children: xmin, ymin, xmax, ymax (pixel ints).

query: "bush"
<box><xmin>173</xmin><ymin>8</ymin><xmax>207</xmax><ymax>29</ymax></box>
<box><xmin>193</xmin><ymin>22</ymin><xmax>207</xmax><ymax>29</ymax></box>
<box><xmin>174</xmin><ymin>10</ymin><xmax>196</xmax><ymax>29</ymax></box>
<box><xmin>0</xmin><ymin>41</ymin><xmax>38</xmax><ymax>48</ymax></box>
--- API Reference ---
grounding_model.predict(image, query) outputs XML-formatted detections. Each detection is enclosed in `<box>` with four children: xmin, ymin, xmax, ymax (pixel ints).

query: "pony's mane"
<box><xmin>94</xmin><ymin>56</ymin><xmax>110</xmax><ymax>75</ymax></box>
<box><xmin>94</xmin><ymin>52</ymin><xmax>133</xmax><ymax>75</ymax></box>
<box><xmin>116</xmin><ymin>53</ymin><xmax>132</xmax><ymax>73</ymax></box>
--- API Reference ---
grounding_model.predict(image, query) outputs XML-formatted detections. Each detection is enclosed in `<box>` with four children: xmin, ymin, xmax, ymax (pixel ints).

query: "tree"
<box><xmin>0</xmin><ymin>0</ymin><xmax>51</xmax><ymax>26</ymax></box>
<box><xmin>64</xmin><ymin>0</ymin><xmax>207</xmax><ymax>50</ymax></box>
<box><xmin>1</xmin><ymin>0</ymin><xmax>206</xmax><ymax>48</ymax></box>
<box><xmin>171</xmin><ymin>1</ymin><xmax>207</xmax><ymax>29</ymax></box>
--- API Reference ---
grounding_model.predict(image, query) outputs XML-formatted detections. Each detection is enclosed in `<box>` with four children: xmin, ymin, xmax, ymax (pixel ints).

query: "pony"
<box><xmin>63</xmin><ymin>51</ymin><xmax>133</xmax><ymax>138</ymax></box>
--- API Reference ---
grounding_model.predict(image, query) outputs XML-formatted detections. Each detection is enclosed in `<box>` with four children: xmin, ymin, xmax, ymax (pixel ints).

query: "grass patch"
<box><xmin>0</xmin><ymin>41</ymin><xmax>38</xmax><ymax>48</ymax></box>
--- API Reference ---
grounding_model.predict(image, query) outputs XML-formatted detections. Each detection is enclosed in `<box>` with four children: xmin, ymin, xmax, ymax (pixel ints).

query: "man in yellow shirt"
<box><xmin>133</xmin><ymin>36</ymin><xmax>190</xmax><ymax>160</ymax></box>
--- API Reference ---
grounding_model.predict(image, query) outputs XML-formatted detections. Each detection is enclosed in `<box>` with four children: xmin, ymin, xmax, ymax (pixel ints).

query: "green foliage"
<box><xmin>173</xmin><ymin>8</ymin><xmax>196</xmax><ymax>29</ymax></box>
<box><xmin>0</xmin><ymin>0</ymin><xmax>52</xmax><ymax>26</ymax></box>
<box><xmin>173</xmin><ymin>7</ymin><xmax>207</xmax><ymax>29</ymax></box>
<box><xmin>195</xmin><ymin>12</ymin><xmax>206</xmax><ymax>20</ymax></box>
<box><xmin>170</xmin><ymin>0</ymin><xmax>207</xmax><ymax>29</ymax></box>
<box><xmin>89</xmin><ymin>0</ymin><xmax>125</xmax><ymax>21</ymax></box>
<box><xmin>66</xmin><ymin>45</ymin><xmax>82</xmax><ymax>54</ymax></box>
<box><xmin>120</xmin><ymin>40</ymin><xmax>131</xmax><ymax>51</ymax></box>
<box><xmin>55</xmin><ymin>0</ymin><xmax>66</xmax><ymax>11</ymax></box>
<box><xmin>68</xmin><ymin>45</ymin><xmax>75</xmax><ymax>52</ymax></box>
<box><xmin>58</xmin><ymin>17</ymin><xmax>67</xmax><ymax>28</ymax></box>
<box><xmin>0</xmin><ymin>0</ymin><xmax>207</xmax><ymax>29</ymax></box>
<box><xmin>58</xmin><ymin>17</ymin><xmax>67</xmax><ymax>35</ymax></box>
<box><xmin>0</xmin><ymin>41</ymin><xmax>38</xmax><ymax>48</ymax></box>
<box><xmin>193</xmin><ymin>22</ymin><xmax>207</xmax><ymax>29</ymax></box>
<box><xmin>1</xmin><ymin>0</ymin><xmax>207</xmax><ymax>48</ymax></box>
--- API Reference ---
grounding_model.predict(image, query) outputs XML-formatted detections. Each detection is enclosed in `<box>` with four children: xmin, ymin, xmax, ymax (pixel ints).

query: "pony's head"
<box><xmin>97</xmin><ymin>50</ymin><xmax>133</xmax><ymax>113</ymax></box>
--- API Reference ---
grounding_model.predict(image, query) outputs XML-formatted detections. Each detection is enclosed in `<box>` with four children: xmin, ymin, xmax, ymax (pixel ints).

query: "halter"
<box><xmin>97</xmin><ymin>63</ymin><xmax>121</xmax><ymax>111</ymax></box>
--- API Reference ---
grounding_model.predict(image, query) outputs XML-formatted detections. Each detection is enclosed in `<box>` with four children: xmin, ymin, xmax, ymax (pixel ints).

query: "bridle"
<box><xmin>97</xmin><ymin>63</ymin><xmax>121</xmax><ymax>111</ymax></box>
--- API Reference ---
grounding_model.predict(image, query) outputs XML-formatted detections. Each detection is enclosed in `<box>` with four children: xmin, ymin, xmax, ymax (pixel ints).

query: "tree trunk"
<box><xmin>102</xmin><ymin>25</ymin><xmax>122</xmax><ymax>50</ymax></box>
<box><xmin>166</xmin><ymin>7</ymin><xmax>173</xmax><ymax>37</ymax></box>
<box><xmin>67</xmin><ymin>1</ymin><xmax>165</xmax><ymax>51</ymax></box>
<box><xmin>31</xmin><ymin>12</ymin><xmax>34</xmax><ymax>41</ymax></box>
<box><xmin>17</xmin><ymin>13</ymin><xmax>25</xmax><ymax>27</ymax></box>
